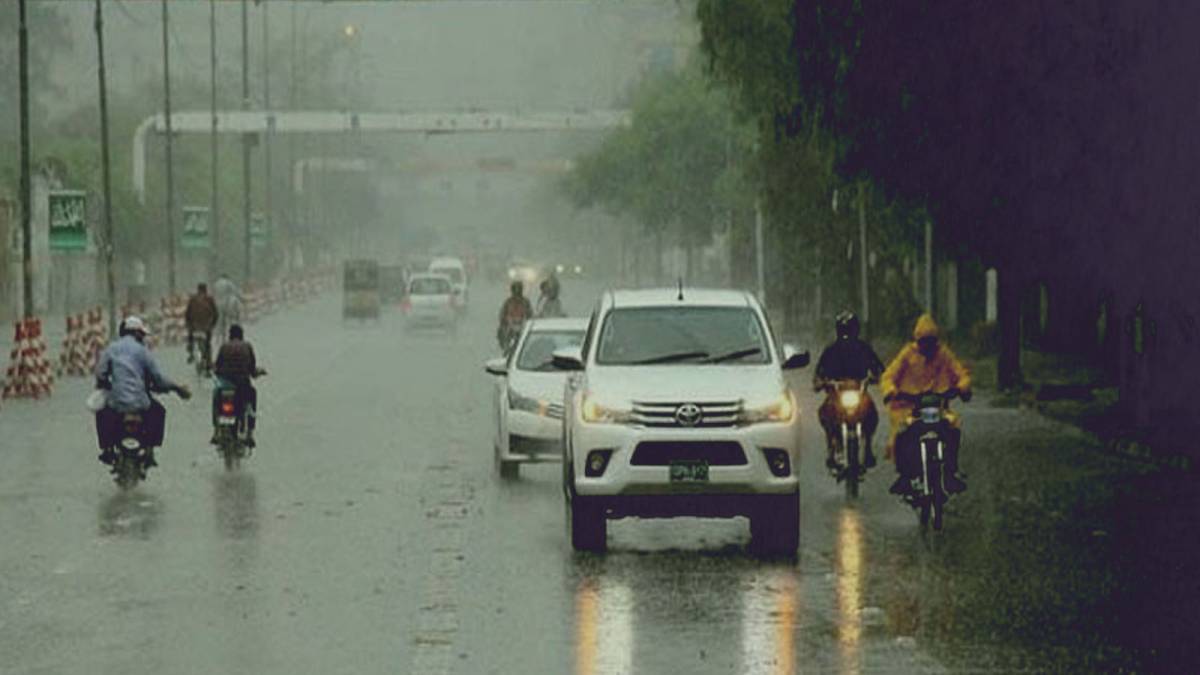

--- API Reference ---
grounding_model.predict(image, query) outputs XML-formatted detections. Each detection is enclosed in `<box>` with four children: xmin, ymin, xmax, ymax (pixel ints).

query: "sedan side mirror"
<box><xmin>484</xmin><ymin>357</ymin><xmax>508</xmax><ymax>377</ymax></box>
<box><xmin>781</xmin><ymin>344</ymin><xmax>811</xmax><ymax>370</ymax></box>
<box><xmin>552</xmin><ymin>347</ymin><xmax>584</xmax><ymax>371</ymax></box>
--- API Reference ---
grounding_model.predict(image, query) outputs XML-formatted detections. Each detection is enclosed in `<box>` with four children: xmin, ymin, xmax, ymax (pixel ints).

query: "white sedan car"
<box><xmin>403</xmin><ymin>273</ymin><xmax>457</xmax><ymax>331</ymax></box>
<box><xmin>485</xmin><ymin>318</ymin><xmax>587</xmax><ymax>479</ymax></box>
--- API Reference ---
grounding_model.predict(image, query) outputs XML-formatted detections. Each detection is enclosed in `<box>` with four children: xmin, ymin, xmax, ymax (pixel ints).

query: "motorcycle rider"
<box><xmin>537</xmin><ymin>273</ymin><xmax>565</xmax><ymax>318</ymax></box>
<box><xmin>212</xmin><ymin>323</ymin><xmax>264</xmax><ymax>448</ymax></box>
<box><xmin>184</xmin><ymin>282</ymin><xmax>218</xmax><ymax>366</ymax></box>
<box><xmin>212</xmin><ymin>273</ymin><xmax>243</xmax><ymax>343</ymax></box>
<box><xmin>94</xmin><ymin>316</ymin><xmax>192</xmax><ymax>468</ymax></box>
<box><xmin>497</xmin><ymin>280</ymin><xmax>533</xmax><ymax>350</ymax></box>
<box><xmin>813</xmin><ymin>311</ymin><xmax>885</xmax><ymax>473</ymax></box>
<box><xmin>881</xmin><ymin>313</ymin><xmax>972</xmax><ymax>495</ymax></box>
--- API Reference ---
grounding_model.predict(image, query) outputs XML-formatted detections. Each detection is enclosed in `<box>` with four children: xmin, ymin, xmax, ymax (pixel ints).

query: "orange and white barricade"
<box><xmin>3</xmin><ymin>317</ymin><xmax>55</xmax><ymax>399</ymax></box>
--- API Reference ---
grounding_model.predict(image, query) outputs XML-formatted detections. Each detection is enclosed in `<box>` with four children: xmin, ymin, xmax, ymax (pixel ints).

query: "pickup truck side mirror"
<box><xmin>781</xmin><ymin>344</ymin><xmax>811</xmax><ymax>370</ymax></box>
<box><xmin>484</xmin><ymin>357</ymin><xmax>508</xmax><ymax>377</ymax></box>
<box><xmin>552</xmin><ymin>347</ymin><xmax>584</xmax><ymax>371</ymax></box>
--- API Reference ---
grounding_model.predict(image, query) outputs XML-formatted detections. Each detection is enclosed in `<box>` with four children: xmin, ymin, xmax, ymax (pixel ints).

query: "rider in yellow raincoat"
<box><xmin>881</xmin><ymin>314</ymin><xmax>972</xmax><ymax>494</ymax></box>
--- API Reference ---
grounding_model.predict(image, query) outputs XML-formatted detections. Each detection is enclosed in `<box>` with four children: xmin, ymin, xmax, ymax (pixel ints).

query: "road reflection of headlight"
<box><xmin>740</xmin><ymin>568</ymin><xmax>797</xmax><ymax>675</ymax></box>
<box><xmin>575</xmin><ymin>576</ymin><xmax>633</xmax><ymax>675</ymax></box>
<box><xmin>836</xmin><ymin>508</ymin><xmax>864</xmax><ymax>675</ymax></box>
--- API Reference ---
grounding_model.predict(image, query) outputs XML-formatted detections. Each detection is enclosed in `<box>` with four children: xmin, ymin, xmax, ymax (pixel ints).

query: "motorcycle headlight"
<box><xmin>120</xmin><ymin>437</ymin><xmax>142</xmax><ymax>450</ymax></box>
<box><xmin>739</xmin><ymin>390</ymin><xmax>796</xmax><ymax>425</ymax></box>
<box><xmin>839</xmin><ymin>390</ymin><xmax>862</xmax><ymax>410</ymax></box>
<box><xmin>508</xmin><ymin>388</ymin><xmax>546</xmax><ymax>415</ymax></box>
<box><xmin>581</xmin><ymin>392</ymin><xmax>633</xmax><ymax>424</ymax></box>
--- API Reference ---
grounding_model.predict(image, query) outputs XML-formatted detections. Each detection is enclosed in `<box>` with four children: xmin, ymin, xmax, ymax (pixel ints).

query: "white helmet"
<box><xmin>121</xmin><ymin>315</ymin><xmax>151</xmax><ymax>336</ymax></box>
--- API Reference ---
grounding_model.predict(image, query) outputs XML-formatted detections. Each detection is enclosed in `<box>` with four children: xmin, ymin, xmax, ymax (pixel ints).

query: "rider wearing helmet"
<box><xmin>881</xmin><ymin>313</ymin><xmax>972</xmax><ymax>495</ymax></box>
<box><xmin>93</xmin><ymin>316</ymin><xmax>192</xmax><ymax>467</ymax></box>
<box><xmin>536</xmin><ymin>273</ymin><xmax>565</xmax><ymax>318</ymax></box>
<box><xmin>497</xmin><ymin>281</ymin><xmax>533</xmax><ymax>349</ymax></box>
<box><xmin>813</xmin><ymin>311</ymin><xmax>885</xmax><ymax>472</ymax></box>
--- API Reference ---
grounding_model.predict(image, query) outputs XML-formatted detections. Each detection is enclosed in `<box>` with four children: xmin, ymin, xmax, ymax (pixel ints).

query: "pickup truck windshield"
<box><xmin>596</xmin><ymin>307</ymin><xmax>770</xmax><ymax>366</ymax></box>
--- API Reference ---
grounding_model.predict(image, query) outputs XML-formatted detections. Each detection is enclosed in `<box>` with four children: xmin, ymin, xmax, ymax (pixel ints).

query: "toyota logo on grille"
<box><xmin>675</xmin><ymin>403</ymin><xmax>703</xmax><ymax>427</ymax></box>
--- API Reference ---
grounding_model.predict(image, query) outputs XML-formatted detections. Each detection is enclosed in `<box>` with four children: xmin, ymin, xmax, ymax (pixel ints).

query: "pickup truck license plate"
<box><xmin>669</xmin><ymin>460</ymin><xmax>709</xmax><ymax>483</ymax></box>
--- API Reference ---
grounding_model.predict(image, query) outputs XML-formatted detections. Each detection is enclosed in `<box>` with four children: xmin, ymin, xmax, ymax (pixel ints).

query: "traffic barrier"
<box><xmin>158</xmin><ymin>294</ymin><xmax>187</xmax><ymax>346</ymax></box>
<box><xmin>56</xmin><ymin>312</ymin><xmax>91</xmax><ymax>377</ymax></box>
<box><xmin>2</xmin><ymin>317</ymin><xmax>55</xmax><ymax>400</ymax></box>
<box><xmin>82</xmin><ymin>307</ymin><xmax>108</xmax><ymax>372</ymax></box>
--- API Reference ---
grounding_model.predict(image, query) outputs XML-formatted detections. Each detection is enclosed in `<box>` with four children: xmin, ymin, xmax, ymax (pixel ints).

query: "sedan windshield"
<box><xmin>517</xmin><ymin>330</ymin><xmax>585</xmax><ymax>371</ymax></box>
<box><xmin>596</xmin><ymin>307</ymin><xmax>771</xmax><ymax>366</ymax></box>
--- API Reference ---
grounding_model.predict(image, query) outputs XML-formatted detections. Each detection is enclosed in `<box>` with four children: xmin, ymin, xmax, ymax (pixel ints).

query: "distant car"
<box><xmin>553</xmin><ymin>263</ymin><xmax>586</xmax><ymax>277</ymax></box>
<box><xmin>485</xmin><ymin>318</ymin><xmax>588</xmax><ymax>479</ymax></box>
<box><xmin>507</xmin><ymin>261</ymin><xmax>541</xmax><ymax>290</ymax></box>
<box><xmin>557</xmin><ymin>288</ymin><xmax>811</xmax><ymax>554</ymax></box>
<box><xmin>403</xmin><ymin>273</ymin><xmax>457</xmax><ymax>331</ymax></box>
<box><xmin>429</xmin><ymin>257</ymin><xmax>468</xmax><ymax>309</ymax></box>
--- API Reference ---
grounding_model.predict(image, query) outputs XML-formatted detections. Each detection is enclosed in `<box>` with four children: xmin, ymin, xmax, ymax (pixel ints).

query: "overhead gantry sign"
<box><xmin>132</xmin><ymin>109</ymin><xmax>631</xmax><ymax>203</ymax></box>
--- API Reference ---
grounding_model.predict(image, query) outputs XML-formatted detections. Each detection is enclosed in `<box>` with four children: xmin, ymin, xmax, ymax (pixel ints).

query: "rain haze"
<box><xmin>2</xmin><ymin>1</ymin><xmax>1199</xmax><ymax>674</ymax></box>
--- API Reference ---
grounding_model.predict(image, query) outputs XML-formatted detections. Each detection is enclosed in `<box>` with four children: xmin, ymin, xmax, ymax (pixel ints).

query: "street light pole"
<box><xmin>95</xmin><ymin>0</ymin><xmax>117</xmax><ymax>335</ymax></box>
<box><xmin>858</xmin><ymin>187</ymin><xmax>869</xmax><ymax>329</ymax></box>
<box><xmin>241</xmin><ymin>0</ymin><xmax>253</xmax><ymax>284</ymax></box>
<box><xmin>209</xmin><ymin>0</ymin><xmax>219</xmax><ymax>279</ymax></box>
<box><xmin>161</xmin><ymin>0</ymin><xmax>177</xmax><ymax>295</ymax></box>
<box><xmin>261</xmin><ymin>0</ymin><xmax>273</xmax><ymax>274</ymax></box>
<box><xmin>17</xmin><ymin>0</ymin><xmax>33</xmax><ymax>319</ymax></box>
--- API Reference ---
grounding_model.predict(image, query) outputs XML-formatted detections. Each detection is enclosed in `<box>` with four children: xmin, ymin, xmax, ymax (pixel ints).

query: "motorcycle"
<box><xmin>894</xmin><ymin>390</ymin><xmax>964</xmax><ymax>531</ymax></box>
<box><xmin>820</xmin><ymin>379</ymin><xmax>873</xmax><ymax>498</ymax></box>
<box><xmin>213</xmin><ymin>370</ymin><xmax>265</xmax><ymax>471</ymax></box>
<box><xmin>109</xmin><ymin>412</ymin><xmax>152</xmax><ymax>490</ymax></box>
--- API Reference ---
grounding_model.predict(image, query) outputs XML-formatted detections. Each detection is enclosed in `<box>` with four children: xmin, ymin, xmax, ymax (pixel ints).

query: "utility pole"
<box><xmin>858</xmin><ymin>187</ymin><xmax>870</xmax><ymax>329</ymax></box>
<box><xmin>754</xmin><ymin>198</ymin><xmax>765</xmax><ymax>304</ymax></box>
<box><xmin>289</xmin><ymin>0</ymin><xmax>298</xmax><ymax>243</ymax></box>
<box><xmin>924</xmin><ymin>219</ymin><xmax>934</xmax><ymax>313</ymax></box>
<box><xmin>161</xmin><ymin>0</ymin><xmax>176</xmax><ymax>295</ymax></box>
<box><xmin>209</xmin><ymin>0</ymin><xmax>219</xmax><ymax>279</ymax></box>
<box><xmin>17</xmin><ymin>0</ymin><xmax>33</xmax><ymax>319</ymax></box>
<box><xmin>95</xmin><ymin>0</ymin><xmax>117</xmax><ymax>336</ymax></box>
<box><xmin>261</xmin><ymin>0</ymin><xmax>273</xmax><ymax>274</ymax></box>
<box><xmin>241</xmin><ymin>0</ymin><xmax>253</xmax><ymax>284</ymax></box>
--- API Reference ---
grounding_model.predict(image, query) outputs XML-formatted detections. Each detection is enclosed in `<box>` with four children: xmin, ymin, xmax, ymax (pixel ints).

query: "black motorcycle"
<box><xmin>191</xmin><ymin>332</ymin><xmax>213</xmax><ymax>378</ymax></box>
<box><xmin>213</xmin><ymin>370</ymin><xmax>265</xmax><ymax>471</ymax></box>
<box><xmin>820</xmin><ymin>379</ymin><xmax>873</xmax><ymax>499</ymax></box>
<box><xmin>108</xmin><ymin>412</ymin><xmax>152</xmax><ymax>490</ymax></box>
<box><xmin>894</xmin><ymin>390</ymin><xmax>965</xmax><ymax>530</ymax></box>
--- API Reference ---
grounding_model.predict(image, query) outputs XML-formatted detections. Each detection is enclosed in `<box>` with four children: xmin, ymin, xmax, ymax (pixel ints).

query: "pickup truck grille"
<box><xmin>631</xmin><ymin>401</ymin><xmax>742</xmax><ymax>428</ymax></box>
<box><xmin>631</xmin><ymin>441</ymin><xmax>747</xmax><ymax>466</ymax></box>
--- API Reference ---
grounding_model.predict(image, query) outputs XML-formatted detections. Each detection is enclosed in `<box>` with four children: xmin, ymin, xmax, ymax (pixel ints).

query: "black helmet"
<box><xmin>510</xmin><ymin>281</ymin><xmax>523</xmax><ymax>296</ymax></box>
<box><xmin>835</xmin><ymin>311</ymin><xmax>859</xmax><ymax>340</ymax></box>
<box><xmin>229</xmin><ymin>323</ymin><xmax>244</xmax><ymax>341</ymax></box>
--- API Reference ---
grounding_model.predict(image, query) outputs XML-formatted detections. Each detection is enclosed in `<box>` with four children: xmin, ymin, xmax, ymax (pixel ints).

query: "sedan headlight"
<box><xmin>508</xmin><ymin>388</ymin><xmax>548</xmax><ymax>416</ymax></box>
<box><xmin>739</xmin><ymin>390</ymin><xmax>796</xmax><ymax>425</ymax></box>
<box><xmin>580</xmin><ymin>392</ymin><xmax>633</xmax><ymax>424</ymax></box>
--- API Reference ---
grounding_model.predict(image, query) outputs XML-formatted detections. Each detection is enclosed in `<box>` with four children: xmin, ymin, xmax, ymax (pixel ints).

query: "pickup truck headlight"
<box><xmin>508</xmin><ymin>388</ymin><xmax>547</xmax><ymax>416</ymax></box>
<box><xmin>581</xmin><ymin>392</ymin><xmax>633</xmax><ymax>424</ymax></box>
<box><xmin>739</xmin><ymin>391</ymin><xmax>796</xmax><ymax>425</ymax></box>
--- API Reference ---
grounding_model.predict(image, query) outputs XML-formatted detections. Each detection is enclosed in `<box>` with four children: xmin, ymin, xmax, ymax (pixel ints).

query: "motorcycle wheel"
<box><xmin>221</xmin><ymin>443</ymin><xmax>240</xmax><ymax>472</ymax></box>
<box><xmin>931</xmin><ymin>463</ymin><xmax>946</xmax><ymax>531</ymax></box>
<box><xmin>845</xmin><ymin>435</ymin><xmax>860</xmax><ymax>499</ymax></box>
<box><xmin>114</xmin><ymin>454</ymin><xmax>140</xmax><ymax>490</ymax></box>
<box><xmin>919</xmin><ymin>502</ymin><xmax>931</xmax><ymax>527</ymax></box>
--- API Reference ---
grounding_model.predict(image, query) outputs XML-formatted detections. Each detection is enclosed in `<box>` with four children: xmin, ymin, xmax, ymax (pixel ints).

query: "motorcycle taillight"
<box><xmin>220</xmin><ymin>401</ymin><xmax>236</xmax><ymax>415</ymax></box>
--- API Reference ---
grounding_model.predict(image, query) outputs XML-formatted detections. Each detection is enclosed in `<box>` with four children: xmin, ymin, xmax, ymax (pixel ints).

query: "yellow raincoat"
<box><xmin>881</xmin><ymin>314</ymin><xmax>971</xmax><ymax>459</ymax></box>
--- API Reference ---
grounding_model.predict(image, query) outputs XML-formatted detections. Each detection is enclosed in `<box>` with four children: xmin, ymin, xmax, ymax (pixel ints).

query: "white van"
<box><xmin>429</xmin><ymin>257</ymin><xmax>468</xmax><ymax>310</ymax></box>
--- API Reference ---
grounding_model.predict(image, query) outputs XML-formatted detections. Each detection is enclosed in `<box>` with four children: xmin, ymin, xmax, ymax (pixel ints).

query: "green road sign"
<box><xmin>182</xmin><ymin>206</ymin><xmax>210</xmax><ymax>250</ymax></box>
<box><xmin>48</xmin><ymin>190</ymin><xmax>88</xmax><ymax>251</ymax></box>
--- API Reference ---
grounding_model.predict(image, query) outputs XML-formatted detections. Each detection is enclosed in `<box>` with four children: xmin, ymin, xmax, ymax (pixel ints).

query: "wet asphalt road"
<box><xmin>2</xmin><ymin>282</ymin><xmax>1197</xmax><ymax>674</ymax></box>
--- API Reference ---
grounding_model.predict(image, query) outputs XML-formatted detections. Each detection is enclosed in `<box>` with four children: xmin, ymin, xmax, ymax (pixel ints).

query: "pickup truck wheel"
<box><xmin>750</xmin><ymin>493</ymin><xmax>799</xmax><ymax>556</ymax></box>
<box><xmin>569</xmin><ymin>495</ymin><xmax>607</xmax><ymax>552</ymax></box>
